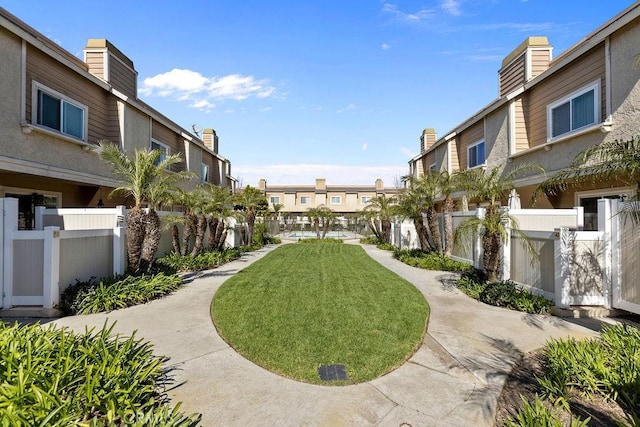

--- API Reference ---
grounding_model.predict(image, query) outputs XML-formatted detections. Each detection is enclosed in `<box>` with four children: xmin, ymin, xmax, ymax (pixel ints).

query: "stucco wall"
<box><xmin>484</xmin><ymin>105</ymin><xmax>510</xmax><ymax>170</ymax></box>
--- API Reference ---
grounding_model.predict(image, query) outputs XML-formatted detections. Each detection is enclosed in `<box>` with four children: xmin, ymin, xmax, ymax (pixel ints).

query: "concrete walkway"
<box><xmin>51</xmin><ymin>244</ymin><xmax>600</xmax><ymax>426</ymax></box>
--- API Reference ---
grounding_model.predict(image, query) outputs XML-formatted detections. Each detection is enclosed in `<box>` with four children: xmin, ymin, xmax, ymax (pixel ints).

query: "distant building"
<box><xmin>0</xmin><ymin>8</ymin><xmax>236</xmax><ymax>229</ymax></box>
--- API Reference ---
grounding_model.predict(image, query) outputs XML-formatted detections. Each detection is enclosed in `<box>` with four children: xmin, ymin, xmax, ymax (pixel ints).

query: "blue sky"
<box><xmin>4</xmin><ymin>1</ymin><xmax>635</xmax><ymax>187</ymax></box>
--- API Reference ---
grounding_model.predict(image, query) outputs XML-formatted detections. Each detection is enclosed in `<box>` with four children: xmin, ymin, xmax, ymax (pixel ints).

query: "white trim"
<box><xmin>151</xmin><ymin>139</ymin><xmax>170</xmax><ymax>156</ymax></box>
<box><xmin>2</xmin><ymin>186</ymin><xmax>62</xmax><ymax>207</ymax></box>
<box><xmin>547</xmin><ymin>80</ymin><xmax>601</xmax><ymax>141</ymax></box>
<box><xmin>508</xmin><ymin>101</ymin><xmax>516</xmax><ymax>156</ymax></box>
<box><xmin>21</xmin><ymin>41</ymin><xmax>26</xmax><ymax>123</ymax></box>
<box><xmin>574</xmin><ymin>185</ymin><xmax>636</xmax><ymax>207</ymax></box>
<box><xmin>269</xmin><ymin>195</ymin><xmax>281</xmax><ymax>204</ymax></box>
<box><xmin>299</xmin><ymin>196</ymin><xmax>311</xmax><ymax>205</ymax></box>
<box><xmin>31</xmin><ymin>81</ymin><xmax>89</xmax><ymax>142</ymax></box>
<box><xmin>201</xmin><ymin>162</ymin><xmax>209</xmax><ymax>183</ymax></box>
<box><xmin>330</xmin><ymin>196</ymin><xmax>342</xmax><ymax>204</ymax></box>
<box><xmin>605</xmin><ymin>37</ymin><xmax>612</xmax><ymax>122</ymax></box>
<box><xmin>429</xmin><ymin>163</ymin><xmax>437</xmax><ymax>172</ymax></box>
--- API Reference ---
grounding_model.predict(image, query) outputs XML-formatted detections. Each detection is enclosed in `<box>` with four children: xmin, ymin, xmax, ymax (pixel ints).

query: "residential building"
<box><xmin>408</xmin><ymin>3</ymin><xmax>640</xmax><ymax>231</ymax></box>
<box><xmin>258</xmin><ymin>178</ymin><xmax>397</xmax><ymax>220</ymax></box>
<box><xmin>0</xmin><ymin>8</ymin><xmax>235</xmax><ymax>229</ymax></box>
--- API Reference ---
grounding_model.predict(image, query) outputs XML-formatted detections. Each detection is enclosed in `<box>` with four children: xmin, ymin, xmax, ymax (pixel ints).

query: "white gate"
<box><xmin>614</xmin><ymin>201</ymin><xmax>640</xmax><ymax>314</ymax></box>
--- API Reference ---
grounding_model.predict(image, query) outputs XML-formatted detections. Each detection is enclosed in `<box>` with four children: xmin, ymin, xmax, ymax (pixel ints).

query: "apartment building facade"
<box><xmin>408</xmin><ymin>3</ymin><xmax>640</xmax><ymax>231</ymax></box>
<box><xmin>0</xmin><ymin>8</ymin><xmax>235</xmax><ymax>229</ymax></box>
<box><xmin>258</xmin><ymin>178</ymin><xmax>397</xmax><ymax>218</ymax></box>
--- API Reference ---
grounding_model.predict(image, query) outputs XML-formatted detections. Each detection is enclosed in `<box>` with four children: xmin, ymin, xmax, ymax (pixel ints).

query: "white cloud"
<box><xmin>362</xmin><ymin>143</ymin><xmax>368</xmax><ymax>151</ymax></box>
<box><xmin>260</xmin><ymin>106</ymin><xmax>273</xmax><ymax>112</ymax></box>
<box><xmin>441</xmin><ymin>0</ymin><xmax>461</xmax><ymax>16</ymax></box>
<box><xmin>139</xmin><ymin>68</ymin><xmax>277</xmax><ymax>110</ymax></box>
<box><xmin>381</xmin><ymin>43</ymin><xmax>391</xmax><ymax>50</ymax></box>
<box><xmin>382</xmin><ymin>2</ymin><xmax>435</xmax><ymax>23</ymax></box>
<box><xmin>337</xmin><ymin>103</ymin><xmax>357</xmax><ymax>113</ymax></box>
<box><xmin>400</xmin><ymin>146</ymin><xmax>417</xmax><ymax>158</ymax></box>
<box><xmin>234</xmin><ymin>164</ymin><xmax>408</xmax><ymax>187</ymax></box>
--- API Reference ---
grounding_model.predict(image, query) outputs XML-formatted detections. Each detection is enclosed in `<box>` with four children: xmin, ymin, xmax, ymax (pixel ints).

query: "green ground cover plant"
<box><xmin>60</xmin><ymin>273</ymin><xmax>182</xmax><ymax>315</ymax></box>
<box><xmin>211</xmin><ymin>242</ymin><xmax>429</xmax><ymax>385</ymax></box>
<box><xmin>156</xmin><ymin>247</ymin><xmax>243</xmax><ymax>272</ymax></box>
<box><xmin>456</xmin><ymin>270</ymin><xmax>552</xmax><ymax>315</ymax></box>
<box><xmin>0</xmin><ymin>322</ymin><xmax>200</xmax><ymax>426</ymax></box>
<box><xmin>393</xmin><ymin>248</ymin><xmax>472</xmax><ymax>272</ymax></box>
<box><xmin>359</xmin><ymin>236</ymin><xmax>381</xmax><ymax>245</ymax></box>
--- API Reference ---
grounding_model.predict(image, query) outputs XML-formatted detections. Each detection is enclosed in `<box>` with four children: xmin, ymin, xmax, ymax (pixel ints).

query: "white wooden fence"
<box><xmin>1</xmin><ymin>198</ymin><xmax>242</xmax><ymax>309</ymax></box>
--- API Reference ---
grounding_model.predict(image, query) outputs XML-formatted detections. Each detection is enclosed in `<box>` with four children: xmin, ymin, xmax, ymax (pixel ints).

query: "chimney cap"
<box><xmin>501</xmin><ymin>36</ymin><xmax>550</xmax><ymax>68</ymax></box>
<box><xmin>85</xmin><ymin>39</ymin><xmax>134</xmax><ymax>69</ymax></box>
<box><xmin>422</xmin><ymin>128</ymin><xmax>436</xmax><ymax>135</ymax></box>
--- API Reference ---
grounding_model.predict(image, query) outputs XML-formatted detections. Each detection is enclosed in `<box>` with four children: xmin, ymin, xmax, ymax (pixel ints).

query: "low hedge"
<box><xmin>393</xmin><ymin>248</ymin><xmax>472</xmax><ymax>272</ymax></box>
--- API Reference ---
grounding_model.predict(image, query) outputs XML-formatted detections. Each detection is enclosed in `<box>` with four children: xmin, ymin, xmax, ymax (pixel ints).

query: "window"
<box><xmin>151</xmin><ymin>140</ymin><xmax>168</xmax><ymax>165</ymax></box>
<box><xmin>548</xmin><ymin>82</ymin><xmax>599</xmax><ymax>139</ymax></box>
<box><xmin>300</xmin><ymin>196</ymin><xmax>311</xmax><ymax>205</ymax></box>
<box><xmin>270</xmin><ymin>196</ymin><xmax>280</xmax><ymax>204</ymax></box>
<box><xmin>361</xmin><ymin>196</ymin><xmax>372</xmax><ymax>204</ymax></box>
<box><xmin>467</xmin><ymin>140</ymin><xmax>485</xmax><ymax>168</ymax></box>
<box><xmin>201</xmin><ymin>163</ymin><xmax>209</xmax><ymax>182</ymax></box>
<box><xmin>330</xmin><ymin>196</ymin><xmax>341</xmax><ymax>204</ymax></box>
<box><xmin>34</xmin><ymin>83</ymin><xmax>87</xmax><ymax>140</ymax></box>
<box><xmin>429</xmin><ymin>163</ymin><xmax>437</xmax><ymax>173</ymax></box>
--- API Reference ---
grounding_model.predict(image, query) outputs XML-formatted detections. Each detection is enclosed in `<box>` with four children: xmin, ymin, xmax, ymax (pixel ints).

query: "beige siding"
<box><xmin>449</xmin><ymin>139</ymin><xmax>460</xmax><ymax>172</ymax></box>
<box><xmin>26</xmin><ymin>46</ymin><xmax>114</xmax><ymax>144</ymax></box>
<box><xmin>500</xmin><ymin>54</ymin><xmax>526</xmax><ymax>96</ymax></box>
<box><xmin>527</xmin><ymin>44</ymin><xmax>606</xmax><ymax>148</ymax></box>
<box><xmin>108</xmin><ymin>53</ymin><xmax>136</xmax><ymax>99</ymax></box>
<box><xmin>531</xmin><ymin>49</ymin><xmax>551</xmax><ymax>79</ymax></box>
<box><xmin>85</xmin><ymin>51</ymin><xmax>105</xmax><ymax>80</ymax></box>
<box><xmin>514</xmin><ymin>97</ymin><xmax>529</xmax><ymax>152</ymax></box>
<box><xmin>152</xmin><ymin>121</ymin><xmax>186</xmax><ymax>172</ymax></box>
<box><xmin>459</xmin><ymin>121</ymin><xmax>484</xmax><ymax>170</ymax></box>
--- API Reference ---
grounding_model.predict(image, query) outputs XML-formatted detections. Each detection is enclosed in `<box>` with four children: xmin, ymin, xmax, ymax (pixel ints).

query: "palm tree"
<box><xmin>363</xmin><ymin>194</ymin><xmax>396</xmax><ymax>244</ymax></box>
<box><xmin>317</xmin><ymin>206</ymin><xmax>337</xmax><ymax>239</ymax></box>
<box><xmin>396</xmin><ymin>178</ymin><xmax>432</xmax><ymax>251</ymax></box>
<box><xmin>204</xmin><ymin>184</ymin><xmax>236</xmax><ymax>251</ymax></box>
<box><xmin>538</xmin><ymin>136</ymin><xmax>640</xmax><ymax>224</ymax></box>
<box><xmin>306</xmin><ymin>206</ymin><xmax>322</xmax><ymax>239</ymax></box>
<box><xmin>456</xmin><ymin>163</ymin><xmax>543</xmax><ymax>281</ymax></box>
<box><xmin>98</xmin><ymin>140</ymin><xmax>191</xmax><ymax>273</ymax></box>
<box><xmin>437</xmin><ymin>170</ymin><xmax>462</xmax><ymax>257</ymax></box>
<box><xmin>234</xmin><ymin>185</ymin><xmax>268</xmax><ymax>245</ymax></box>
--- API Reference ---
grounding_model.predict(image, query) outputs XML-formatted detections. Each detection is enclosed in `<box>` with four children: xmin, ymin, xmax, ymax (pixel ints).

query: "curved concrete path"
<box><xmin>52</xmin><ymin>244</ymin><xmax>599</xmax><ymax>426</ymax></box>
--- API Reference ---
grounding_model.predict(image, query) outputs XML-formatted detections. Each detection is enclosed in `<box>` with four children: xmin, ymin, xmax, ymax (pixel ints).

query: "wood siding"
<box><xmin>151</xmin><ymin>121</ymin><xmax>186</xmax><ymax>172</ymax></box>
<box><xmin>108</xmin><ymin>53</ymin><xmax>136</xmax><ymax>99</ymax></box>
<box><xmin>26</xmin><ymin>46</ymin><xmax>117</xmax><ymax>145</ymax></box>
<box><xmin>499</xmin><ymin>55</ymin><xmax>526</xmax><ymax>97</ymax></box>
<box><xmin>449</xmin><ymin>139</ymin><xmax>460</xmax><ymax>172</ymax></box>
<box><xmin>514</xmin><ymin>97</ymin><xmax>529</xmax><ymax>153</ymax></box>
<box><xmin>85</xmin><ymin>51</ymin><xmax>105</xmax><ymax>80</ymax></box>
<box><xmin>531</xmin><ymin>49</ymin><xmax>551</xmax><ymax>79</ymax></box>
<box><xmin>458</xmin><ymin>121</ymin><xmax>484</xmax><ymax>170</ymax></box>
<box><xmin>526</xmin><ymin>43</ymin><xmax>606</xmax><ymax>148</ymax></box>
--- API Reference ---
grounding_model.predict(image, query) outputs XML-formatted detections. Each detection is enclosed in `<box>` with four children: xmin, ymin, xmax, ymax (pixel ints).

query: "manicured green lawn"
<box><xmin>211</xmin><ymin>242</ymin><xmax>429</xmax><ymax>384</ymax></box>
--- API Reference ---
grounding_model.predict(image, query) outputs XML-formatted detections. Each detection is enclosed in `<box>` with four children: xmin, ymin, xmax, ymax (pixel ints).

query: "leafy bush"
<box><xmin>504</xmin><ymin>395</ymin><xmax>590</xmax><ymax>427</ymax></box>
<box><xmin>394</xmin><ymin>248</ymin><xmax>472</xmax><ymax>272</ymax></box>
<box><xmin>376</xmin><ymin>243</ymin><xmax>396</xmax><ymax>251</ymax></box>
<box><xmin>61</xmin><ymin>273</ymin><xmax>182</xmax><ymax>315</ymax></box>
<box><xmin>454</xmin><ymin>270</ymin><xmax>552</xmax><ymax>315</ymax></box>
<box><xmin>0</xmin><ymin>322</ymin><xmax>201</xmax><ymax>426</ymax></box>
<box><xmin>360</xmin><ymin>236</ymin><xmax>381</xmax><ymax>245</ymax></box>
<box><xmin>157</xmin><ymin>248</ymin><xmax>243</xmax><ymax>273</ymax></box>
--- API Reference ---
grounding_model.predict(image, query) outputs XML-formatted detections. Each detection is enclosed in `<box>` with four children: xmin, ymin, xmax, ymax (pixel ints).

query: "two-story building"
<box><xmin>0</xmin><ymin>8</ymin><xmax>235</xmax><ymax>229</ymax></box>
<box><xmin>409</xmin><ymin>3</ymin><xmax>640</xmax><ymax>231</ymax></box>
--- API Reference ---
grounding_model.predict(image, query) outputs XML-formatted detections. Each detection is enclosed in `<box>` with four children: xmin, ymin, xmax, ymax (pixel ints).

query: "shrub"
<box><xmin>505</xmin><ymin>395</ymin><xmax>590</xmax><ymax>427</ymax></box>
<box><xmin>394</xmin><ymin>249</ymin><xmax>472</xmax><ymax>272</ymax></box>
<box><xmin>297</xmin><ymin>238</ymin><xmax>343</xmax><ymax>244</ymax></box>
<box><xmin>61</xmin><ymin>273</ymin><xmax>182</xmax><ymax>315</ymax></box>
<box><xmin>157</xmin><ymin>248</ymin><xmax>243</xmax><ymax>273</ymax></box>
<box><xmin>360</xmin><ymin>236</ymin><xmax>381</xmax><ymax>245</ymax></box>
<box><xmin>376</xmin><ymin>243</ymin><xmax>396</xmax><ymax>251</ymax></box>
<box><xmin>0</xmin><ymin>322</ymin><xmax>201</xmax><ymax>425</ymax></box>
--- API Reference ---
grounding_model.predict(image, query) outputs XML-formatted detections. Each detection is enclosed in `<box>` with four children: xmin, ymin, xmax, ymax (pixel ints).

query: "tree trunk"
<box><xmin>208</xmin><ymin>217</ymin><xmax>218</xmax><ymax>249</ymax></box>
<box><xmin>381</xmin><ymin>219</ymin><xmax>391</xmax><ymax>244</ymax></box>
<box><xmin>171</xmin><ymin>224</ymin><xmax>181</xmax><ymax>255</ymax></box>
<box><xmin>427</xmin><ymin>206</ymin><xmax>442</xmax><ymax>255</ymax></box>
<box><xmin>190</xmin><ymin>214</ymin><xmax>208</xmax><ymax>257</ymax></box>
<box><xmin>217</xmin><ymin>230</ymin><xmax>228</xmax><ymax>251</ymax></box>
<box><xmin>125</xmin><ymin>207</ymin><xmax>145</xmax><ymax>273</ymax></box>
<box><xmin>443</xmin><ymin>197</ymin><xmax>455</xmax><ymax>257</ymax></box>
<box><xmin>482</xmin><ymin>231</ymin><xmax>502</xmax><ymax>282</ymax></box>
<box><xmin>414</xmin><ymin>216</ymin><xmax>432</xmax><ymax>252</ymax></box>
<box><xmin>314</xmin><ymin>218</ymin><xmax>320</xmax><ymax>239</ymax></box>
<box><xmin>246</xmin><ymin>210</ymin><xmax>256</xmax><ymax>245</ymax></box>
<box><xmin>240</xmin><ymin>224</ymin><xmax>247</xmax><ymax>246</ymax></box>
<box><xmin>181</xmin><ymin>213</ymin><xmax>196</xmax><ymax>256</ymax></box>
<box><xmin>140</xmin><ymin>209</ymin><xmax>161</xmax><ymax>273</ymax></box>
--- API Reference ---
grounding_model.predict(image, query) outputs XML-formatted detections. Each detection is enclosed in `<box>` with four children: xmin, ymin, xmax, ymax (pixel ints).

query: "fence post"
<box><xmin>35</xmin><ymin>206</ymin><xmax>45</xmax><ymax>230</ymax></box>
<box><xmin>610</xmin><ymin>199</ymin><xmax>621</xmax><ymax>310</ymax></box>
<box><xmin>2</xmin><ymin>198</ymin><xmax>19</xmax><ymax>309</ymax></box>
<box><xmin>554</xmin><ymin>226</ymin><xmax>571</xmax><ymax>308</ymax></box>
<box><xmin>598</xmin><ymin>199</ymin><xmax>613</xmax><ymax>308</ymax></box>
<box><xmin>113</xmin><ymin>226</ymin><xmax>126</xmax><ymax>275</ymax></box>
<box><xmin>502</xmin><ymin>208</ymin><xmax>511</xmax><ymax>281</ymax></box>
<box><xmin>574</xmin><ymin>206</ymin><xmax>585</xmax><ymax>231</ymax></box>
<box><xmin>42</xmin><ymin>226</ymin><xmax>60</xmax><ymax>309</ymax></box>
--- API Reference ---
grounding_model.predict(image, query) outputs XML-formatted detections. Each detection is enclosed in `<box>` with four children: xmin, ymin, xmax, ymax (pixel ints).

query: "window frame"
<box><xmin>201</xmin><ymin>163</ymin><xmax>209</xmax><ymax>183</ymax></box>
<box><xmin>150</xmin><ymin>140</ymin><xmax>169</xmax><ymax>165</ymax></box>
<box><xmin>300</xmin><ymin>196</ymin><xmax>311</xmax><ymax>205</ymax></box>
<box><xmin>330</xmin><ymin>196</ymin><xmax>342</xmax><ymax>205</ymax></box>
<box><xmin>32</xmin><ymin>82</ymin><xmax>88</xmax><ymax>141</ymax></box>
<box><xmin>360</xmin><ymin>196</ymin><xmax>372</xmax><ymax>204</ymax></box>
<box><xmin>466</xmin><ymin>140</ymin><xmax>486</xmax><ymax>169</ymax></box>
<box><xmin>429</xmin><ymin>163</ymin><xmax>437</xmax><ymax>173</ymax></box>
<box><xmin>547</xmin><ymin>80</ymin><xmax>600</xmax><ymax>141</ymax></box>
<box><xmin>270</xmin><ymin>196</ymin><xmax>281</xmax><ymax>204</ymax></box>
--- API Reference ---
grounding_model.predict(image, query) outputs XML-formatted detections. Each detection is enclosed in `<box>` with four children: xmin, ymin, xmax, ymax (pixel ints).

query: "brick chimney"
<box><xmin>202</xmin><ymin>129</ymin><xmax>219</xmax><ymax>153</ymax></box>
<box><xmin>83</xmin><ymin>39</ymin><xmax>137</xmax><ymax>99</ymax></box>
<box><xmin>420</xmin><ymin>128</ymin><xmax>437</xmax><ymax>153</ymax></box>
<box><xmin>499</xmin><ymin>37</ymin><xmax>552</xmax><ymax>97</ymax></box>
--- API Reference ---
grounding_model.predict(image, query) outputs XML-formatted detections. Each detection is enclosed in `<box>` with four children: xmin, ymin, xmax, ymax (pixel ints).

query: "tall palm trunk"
<box><xmin>426</xmin><ymin>206</ymin><xmax>442</xmax><ymax>254</ymax></box>
<box><xmin>483</xmin><ymin>231</ymin><xmax>502</xmax><ymax>281</ymax></box>
<box><xmin>217</xmin><ymin>230</ymin><xmax>228</xmax><ymax>251</ymax></box>
<box><xmin>314</xmin><ymin>218</ymin><xmax>320</xmax><ymax>239</ymax></box>
<box><xmin>140</xmin><ymin>209</ymin><xmax>161</xmax><ymax>272</ymax></box>
<box><xmin>126</xmin><ymin>206</ymin><xmax>145</xmax><ymax>273</ymax></box>
<box><xmin>443</xmin><ymin>197</ymin><xmax>455</xmax><ymax>257</ymax></box>
<box><xmin>246</xmin><ymin>209</ymin><xmax>256</xmax><ymax>244</ymax></box>
<box><xmin>414</xmin><ymin>216</ymin><xmax>432</xmax><ymax>251</ymax></box>
<box><xmin>208</xmin><ymin>218</ymin><xmax>219</xmax><ymax>249</ymax></box>
<box><xmin>190</xmin><ymin>214</ymin><xmax>208</xmax><ymax>257</ymax></box>
<box><xmin>181</xmin><ymin>213</ymin><xmax>196</xmax><ymax>256</ymax></box>
<box><xmin>381</xmin><ymin>219</ymin><xmax>391</xmax><ymax>244</ymax></box>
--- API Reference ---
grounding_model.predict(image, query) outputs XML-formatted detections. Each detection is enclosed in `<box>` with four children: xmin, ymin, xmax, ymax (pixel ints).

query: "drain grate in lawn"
<box><xmin>318</xmin><ymin>364</ymin><xmax>349</xmax><ymax>381</ymax></box>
